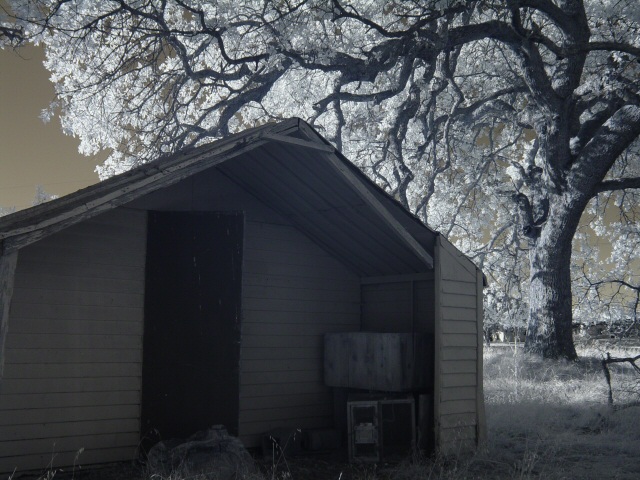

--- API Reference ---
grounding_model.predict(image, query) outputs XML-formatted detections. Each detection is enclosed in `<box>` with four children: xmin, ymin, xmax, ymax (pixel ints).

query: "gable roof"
<box><xmin>0</xmin><ymin>118</ymin><xmax>438</xmax><ymax>276</ymax></box>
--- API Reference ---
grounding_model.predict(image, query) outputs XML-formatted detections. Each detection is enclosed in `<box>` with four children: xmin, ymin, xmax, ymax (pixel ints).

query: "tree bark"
<box><xmin>525</xmin><ymin>196</ymin><xmax>582</xmax><ymax>360</ymax></box>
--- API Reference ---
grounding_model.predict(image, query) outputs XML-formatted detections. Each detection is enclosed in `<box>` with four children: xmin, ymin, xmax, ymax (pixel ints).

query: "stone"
<box><xmin>146</xmin><ymin>426</ymin><xmax>257</xmax><ymax>479</ymax></box>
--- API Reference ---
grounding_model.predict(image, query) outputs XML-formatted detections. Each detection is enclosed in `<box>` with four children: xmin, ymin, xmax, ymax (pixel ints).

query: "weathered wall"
<box><xmin>0</xmin><ymin>162</ymin><xmax>408</xmax><ymax>472</ymax></box>
<box><xmin>129</xmin><ymin>167</ymin><xmax>361</xmax><ymax>447</ymax></box>
<box><xmin>239</xmin><ymin>221</ymin><xmax>360</xmax><ymax>445</ymax></box>
<box><xmin>433</xmin><ymin>236</ymin><xmax>484</xmax><ymax>451</ymax></box>
<box><xmin>361</xmin><ymin>277</ymin><xmax>435</xmax><ymax>334</ymax></box>
<box><xmin>0</xmin><ymin>209</ymin><xmax>147</xmax><ymax>472</ymax></box>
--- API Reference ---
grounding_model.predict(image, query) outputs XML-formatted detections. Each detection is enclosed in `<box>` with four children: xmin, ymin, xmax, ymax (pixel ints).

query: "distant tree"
<box><xmin>5</xmin><ymin>0</ymin><xmax>640</xmax><ymax>358</ymax></box>
<box><xmin>32</xmin><ymin>185</ymin><xmax>59</xmax><ymax>205</ymax></box>
<box><xmin>0</xmin><ymin>206</ymin><xmax>16</xmax><ymax>217</ymax></box>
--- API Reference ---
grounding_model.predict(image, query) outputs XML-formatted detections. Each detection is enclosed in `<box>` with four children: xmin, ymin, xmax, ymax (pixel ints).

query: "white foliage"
<box><xmin>6</xmin><ymin>0</ymin><xmax>640</xmax><ymax>336</ymax></box>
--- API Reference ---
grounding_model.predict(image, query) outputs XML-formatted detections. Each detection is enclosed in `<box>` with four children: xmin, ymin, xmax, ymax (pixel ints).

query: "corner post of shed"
<box><xmin>0</xmin><ymin>240</ymin><xmax>18</xmax><ymax>382</ymax></box>
<box><xmin>432</xmin><ymin>236</ymin><xmax>443</xmax><ymax>451</ymax></box>
<box><xmin>476</xmin><ymin>268</ymin><xmax>487</xmax><ymax>445</ymax></box>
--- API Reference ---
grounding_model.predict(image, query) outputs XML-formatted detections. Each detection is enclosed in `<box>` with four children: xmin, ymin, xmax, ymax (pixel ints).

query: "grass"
<box><xmin>437</xmin><ymin>344</ymin><xmax>640</xmax><ymax>480</ymax></box>
<box><xmin>346</xmin><ymin>344</ymin><xmax>640</xmax><ymax>480</ymax></box>
<box><xmin>252</xmin><ymin>344</ymin><xmax>640</xmax><ymax>480</ymax></box>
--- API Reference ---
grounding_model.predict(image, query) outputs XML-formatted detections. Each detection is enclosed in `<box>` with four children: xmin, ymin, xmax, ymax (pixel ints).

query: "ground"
<box><xmin>11</xmin><ymin>344</ymin><xmax>640</xmax><ymax>480</ymax></box>
<box><xmin>475</xmin><ymin>344</ymin><xmax>640</xmax><ymax>480</ymax></box>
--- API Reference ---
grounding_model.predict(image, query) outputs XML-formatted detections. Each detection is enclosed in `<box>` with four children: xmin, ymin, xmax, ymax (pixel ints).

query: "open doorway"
<box><xmin>142</xmin><ymin>211</ymin><xmax>243</xmax><ymax>441</ymax></box>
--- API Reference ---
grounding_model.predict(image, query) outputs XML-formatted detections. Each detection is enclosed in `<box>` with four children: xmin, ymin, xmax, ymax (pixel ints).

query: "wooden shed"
<box><xmin>0</xmin><ymin>118</ymin><xmax>486</xmax><ymax>472</ymax></box>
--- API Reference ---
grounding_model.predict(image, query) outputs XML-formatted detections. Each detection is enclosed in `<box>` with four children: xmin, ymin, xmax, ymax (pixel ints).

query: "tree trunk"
<box><xmin>525</xmin><ymin>200</ymin><xmax>581</xmax><ymax>360</ymax></box>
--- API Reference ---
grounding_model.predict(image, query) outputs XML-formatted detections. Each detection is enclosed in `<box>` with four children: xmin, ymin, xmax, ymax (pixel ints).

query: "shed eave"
<box><xmin>262</xmin><ymin>131</ymin><xmax>434</xmax><ymax>271</ymax></box>
<box><xmin>0</xmin><ymin>125</ymin><xmax>278</xmax><ymax>248</ymax></box>
<box><xmin>0</xmin><ymin>118</ymin><xmax>438</xmax><ymax>275</ymax></box>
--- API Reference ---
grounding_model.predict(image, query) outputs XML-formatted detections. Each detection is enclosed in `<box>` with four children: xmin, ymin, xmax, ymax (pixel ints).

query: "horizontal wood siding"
<box><xmin>0</xmin><ymin>209</ymin><xmax>146</xmax><ymax>474</ymax></box>
<box><xmin>361</xmin><ymin>279</ymin><xmax>435</xmax><ymax>334</ymax></box>
<box><xmin>240</xmin><ymin>221</ymin><xmax>360</xmax><ymax>446</ymax></box>
<box><xmin>130</xmin><ymin>171</ymin><xmax>362</xmax><ymax>447</ymax></box>
<box><xmin>435</xmin><ymin>237</ymin><xmax>480</xmax><ymax>453</ymax></box>
<box><xmin>414</xmin><ymin>280</ymin><xmax>435</xmax><ymax>334</ymax></box>
<box><xmin>361</xmin><ymin>282</ymin><xmax>412</xmax><ymax>332</ymax></box>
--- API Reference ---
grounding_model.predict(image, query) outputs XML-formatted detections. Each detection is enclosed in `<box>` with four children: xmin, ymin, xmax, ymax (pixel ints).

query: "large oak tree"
<box><xmin>5</xmin><ymin>0</ymin><xmax>640</xmax><ymax>358</ymax></box>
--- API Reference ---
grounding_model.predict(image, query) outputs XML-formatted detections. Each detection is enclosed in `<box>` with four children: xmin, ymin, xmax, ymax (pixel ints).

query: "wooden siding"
<box><xmin>475</xmin><ymin>270</ymin><xmax>487</xmax><ymax>444</ymax></box>
<box><xmin>433</xmin><ymin>236</ymin><xmax>481</xmax><ymax>453</ymax></box>
<box><xmin>0</xmin><ymin>209</ymin><xmax>146</xmax><ymax>474</ymax></box>
<box><xmin>240</xmin><ymin>220</ymin><xmax>360</xmax><ymax>445</ymax></box>
<box><xmin>361</xmin><ymin>276</ymin><xmax>434</xmax><ymax>334</ymax></box>
<box><xmin>0</xmin><ymin>156</ymin><xmax>432</xmax><ymax>466</ymax></box>
<box><xmin>415</xmin><ymin>280</ymin><xmax>435</xmax><ymax>334</ymax></box>
<box><xmin>128</xmin><ymin>171</ymin><xmax>361</xmax><ymax>448</ymax></box>
<box><xmin>0</xmin><ymin>122</ymin><xmax>447</xmax><ymax>470</ymax></box>
<box><xmin>362</xmin><ymin>281</ymin><xmax>412</xmax><ymax>332</ymax></box>
<box><xmin>0</xmin><ymin>249</ymin><xmax>18</xmax><ymax>377</ymax></box>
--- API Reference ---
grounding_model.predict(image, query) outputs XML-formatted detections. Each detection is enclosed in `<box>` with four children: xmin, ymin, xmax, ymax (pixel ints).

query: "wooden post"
<box><xmin>0</xmin><ymin>244</ymin><xmax>18</xmax><ymax>381</ymax></box>
<box><xmin>432</xmin><ymin>237</ymin><xmax>442</xmax><ymax>451</ymax></box>
<box><xmin>476</xmin><ymin>269</ymin><xmax>487</xmax><ymax>444</ymax></box>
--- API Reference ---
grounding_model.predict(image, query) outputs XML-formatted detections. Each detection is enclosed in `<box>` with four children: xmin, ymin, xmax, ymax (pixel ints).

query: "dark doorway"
<box><xmin>142</xmin><ymin>211</ymin><xmax>243</xmax><ymax>441</ymax></box>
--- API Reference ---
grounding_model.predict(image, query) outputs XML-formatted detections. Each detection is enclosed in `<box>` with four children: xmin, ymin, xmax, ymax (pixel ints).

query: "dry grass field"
<box><xmin>459</xmin><ymin>345</ymin><xmax>640</xmax><ymax>479</ymax></box>
<box><xmin>379</xmin><ymin>344</ymin><xmax>640</xmax><ymax>480</ymax></box>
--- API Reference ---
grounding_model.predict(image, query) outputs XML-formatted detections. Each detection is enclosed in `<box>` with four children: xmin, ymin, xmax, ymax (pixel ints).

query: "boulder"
<box><xmin>146</xmin><ymin>426</ymin><xmax>257</xmax><ymax>479</ymax></box>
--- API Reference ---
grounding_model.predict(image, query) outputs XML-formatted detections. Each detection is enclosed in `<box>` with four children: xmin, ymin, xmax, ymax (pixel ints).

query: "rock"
<box><xmin>146</xmin><ymin>426</ymin><xmax>257</xmax><ymax>479</ymax></box>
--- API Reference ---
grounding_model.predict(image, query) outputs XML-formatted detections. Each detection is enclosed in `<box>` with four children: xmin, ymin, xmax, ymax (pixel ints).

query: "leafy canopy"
<box><xmin>5</xmin><ymin>0</ymin><xmax>640</xmax><ymax>338</ymax></box>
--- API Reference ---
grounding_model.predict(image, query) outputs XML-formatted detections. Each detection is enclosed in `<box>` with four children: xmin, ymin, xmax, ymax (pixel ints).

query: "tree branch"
<box><xmin>586</xmin><ymin>41</ymin><xmax>640</xmax><ymax>57</ymax></box>
<box><xmin>510</xmin><ymin>0</ymin><xmax>575</xmax><ymax>33</ymax></box>
<box><xmin>0</xmin><ymin>24</ymin><xmax>24</xmax><ymax>46</ymax></box>
<box><xmin>595</xmin><ymin>178</ymin><xmax>640</xmax><ymax>194</ymax></box>
<box><xmin>572</xmin><ymin>98</ymin><xmax>627</xmax><ymax>155</ymax></box>
<box><xmin>331</xmin><ymin>0</ymin><xmax>466</xmax><ymax>39</ymax></box>
<box><xmin>572</xmin><ymin>105</ymin><xmax>640</xmax><ymax>194</ymax></box>
<box><xmin>602</xmin><ymin>352</ymin><xmax>640</xmax><ymax>405</ymax></box>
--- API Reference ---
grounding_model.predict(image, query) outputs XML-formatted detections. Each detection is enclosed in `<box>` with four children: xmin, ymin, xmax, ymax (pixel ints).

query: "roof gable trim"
<box><xmin>1</xmin><ymin>135</ymin><xmax>271</xmax><ymax>252</ymax></box>
<box><xmin>262</xmin><ymin>134</ymin><xmax>334</xmax><ymax>153</ymax></box>
<box><xmin>266</xmin><ymin>131</ymin><xmax>434</xmax><ymax>270</ymax></box>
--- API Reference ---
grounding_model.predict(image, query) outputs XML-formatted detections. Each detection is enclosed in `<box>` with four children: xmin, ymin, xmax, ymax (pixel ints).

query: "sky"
<box><xmin>0</xmin><ymin>45</ymin><xmax>101</xmax><ymax>211</ymax></box>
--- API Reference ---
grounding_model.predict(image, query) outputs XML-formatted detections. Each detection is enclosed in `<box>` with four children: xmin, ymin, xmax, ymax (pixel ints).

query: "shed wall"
<box><xmin>434</xmin><ymin>236</ymin><xmax>481</xmax><ymax>451</ymax></box>
<box><xmin>361</xmin><ymin>281</ymin><xmax>413</xmax><ymax>332</ymax></box>
<box><xmin>0</xmin><ymin>209</ymin><xmax>147</xmax><ymax>473</ymax></box>
<box><xmin>361</xmin><ymin>278</ymin><xmax>435</xmax><ymax>334</ymax></box>
<box><xmin>128</xmin><ymin>168</ymin><xmax>362</xmax><ymax>447</ymax></box>
<box><xmin>240</xmin><ymin>221</ymin><xmax>360</xmax><ymax>445</ymax></box>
